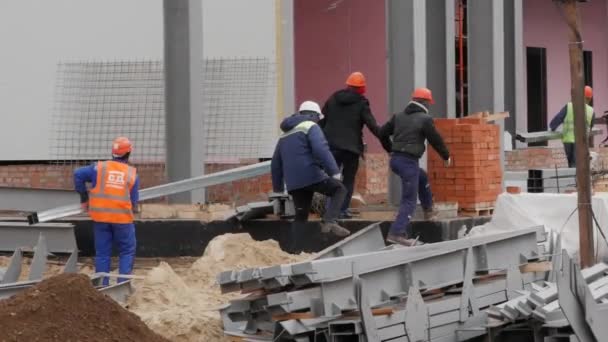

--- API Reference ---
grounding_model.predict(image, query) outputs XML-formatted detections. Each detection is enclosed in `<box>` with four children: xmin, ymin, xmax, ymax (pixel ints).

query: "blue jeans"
<box><xmin>418</xmin><ymin>168</ymin><xmax>433</xmax><ymax>211</ymax></box>
<box><xmin>94</xmin><ymin>222</ymin><xmax>136</xmax><ymax>286</ymax></box>
<box><xmin>389</xmin><ymin>155</ymin><xmax>420</xmax><ymax>236</ymax></box>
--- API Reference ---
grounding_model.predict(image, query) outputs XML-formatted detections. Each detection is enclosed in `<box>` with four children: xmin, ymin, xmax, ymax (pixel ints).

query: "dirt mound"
<box><xmin>128</xmin><ymin>233</ymin><xmax>310</xmax><ymax>342</ymax></box>
<box><xmin>0</xmin><ymin>273</ymin><xmax>169</xmax><ymax>342</ymax></box>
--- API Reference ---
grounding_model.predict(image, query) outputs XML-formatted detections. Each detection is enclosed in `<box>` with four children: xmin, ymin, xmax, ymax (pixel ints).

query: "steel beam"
<box><xmin>28</xmin><ymin>234</ymin><xmax>48</xmax><ymax>281</ymax></box>
<box><xmin>0</xmin><ymin>222</ymin><xmax>76</xmax><ymax>253</ymax></box>
<box><xmin>0</xmin><ymin>188</ymin><xmax>78</xmax><ymax>212</ymax></box>
<box><xmin>0</xmin><ymin>248</ymin><xmax>23</xmax><ymax>284</ymax></box>
<box><xmin>218</xmin><ymin>223</ymin><xmax>384</xmax><ymax>293</ymax></box>
<box><xmin>290</xmin><ymin>227</ymin><xmax>543</xmax><ymax>285</ymax></box>
<box><xmin>556</xmin><ymin>251</ymin><xmax>595</xmax><ymax>342</ymax></box>
<box><xmin>98</xmin><ymin>280</ymin><xmax>133</xmax><ymax>304</ymax></box>
<box><xmin>0</xmin><ymin>280</ymin><xmax>40</xmax><ymax>300</ymax></box>
<box><xmin>314</xmin><ymin>223</ymin><xmax>384</xmax><ymax>260</ymax></box>
<box><xmin>29</xmin><ymin>161</ymin><xmax>271</xmax><ymax>224</ymax></box>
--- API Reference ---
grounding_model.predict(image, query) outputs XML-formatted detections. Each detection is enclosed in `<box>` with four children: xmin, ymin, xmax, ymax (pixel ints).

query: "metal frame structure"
<box><xmin>219</xmin><ymin>226</ymin><xmax>547</xmax><ymax>341</ymax></box>
<box><xmin>0</xmin><ymin>222</ymin><xmax>76</xmax><ymax>253</ymax></box>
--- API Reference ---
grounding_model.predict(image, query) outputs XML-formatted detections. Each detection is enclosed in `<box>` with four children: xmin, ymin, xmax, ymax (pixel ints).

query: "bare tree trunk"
<box><xmin>562</xmin><ymin>0</ymin><xmax>594</xmax><ymax>267</ymax></box>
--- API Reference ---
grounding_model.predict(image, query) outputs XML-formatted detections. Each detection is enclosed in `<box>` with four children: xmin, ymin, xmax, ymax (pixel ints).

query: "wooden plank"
<box><xmin>271</xmin><ymin>307</ymin><xmax>395</xmax><ymax>321</ymax></box>
<box><xmin>520</xmin><ymin>261</ymin><xmax>552</xmax><ymax>274</ymax></box>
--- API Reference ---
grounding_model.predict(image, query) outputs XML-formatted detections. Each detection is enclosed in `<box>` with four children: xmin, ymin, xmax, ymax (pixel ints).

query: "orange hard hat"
<box><xmin>411</xmin><ymin>87</ymin><xmax>434</xmax><ymax>104</ymax></box>
<box><xmin>112</xmin><ymin>136</ymin><xmax>132</xmax><ymax>157</ymax></box>
<box><xmin>585</xmin><ymin>85</ymin><xmax>593</xmax><ymax>99</ymax></box>
<box><xmin>345</xmin><ymin>72</ymin><xmax>366</xmax><ymax>87</ymax></box>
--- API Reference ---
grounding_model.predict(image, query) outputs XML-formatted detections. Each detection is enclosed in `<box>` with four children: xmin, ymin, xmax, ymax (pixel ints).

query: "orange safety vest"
<box><xmin>88</xmin><ymin>161</ymin><xmax>137</xmax><ymax>224</ymax></box>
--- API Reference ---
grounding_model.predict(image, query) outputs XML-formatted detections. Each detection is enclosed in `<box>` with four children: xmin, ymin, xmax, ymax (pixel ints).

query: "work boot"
<box><xmin>321</xmin><ymin>222</ymin><xmax>351</xmax><ymax>237</ymax></box>
<box><xmin>423</xmin><ymin>208</ymin><xmax>438</xmax><ymax>221</ymax></box>
<box><xmin>386</xmin><ymin>233</ymin><xmax>423</xmax><ymax>247</ymax></box>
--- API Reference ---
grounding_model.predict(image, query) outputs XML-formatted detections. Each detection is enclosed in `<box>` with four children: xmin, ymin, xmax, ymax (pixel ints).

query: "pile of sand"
<box><xmin>0</xmin><ymin>273</ymin><xmax>169</xmax><ymax>342</ymax></box>
<box><xmin>127</xmin><ymin>233</ymin><xmax>310</xmax><ymax>342</ymax></box>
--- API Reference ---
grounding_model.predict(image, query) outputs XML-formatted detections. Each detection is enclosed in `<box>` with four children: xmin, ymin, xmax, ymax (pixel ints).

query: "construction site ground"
<box><xmin>0</xmin><ymin>234</ymin><xmax>311</xmax><ymax>342</ymax></box>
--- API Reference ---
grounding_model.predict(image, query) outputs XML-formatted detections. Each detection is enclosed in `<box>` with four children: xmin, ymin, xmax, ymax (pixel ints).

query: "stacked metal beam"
<box><xmin>480</xmin><ymin>254</ymin><xmax>608</xmax><ymax>342</ymax></box>
<box><xmin>0</xmin><ymin>233</ymin><xmax>132</xmax><ymax>304</ymax></box>
<box><xmin>217</xmin><ymin>224</ymin><xmax>547</xmax><ymax>341</ymax></box>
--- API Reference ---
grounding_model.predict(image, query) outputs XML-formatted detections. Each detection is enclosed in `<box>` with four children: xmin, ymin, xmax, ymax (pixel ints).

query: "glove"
<box><xmin>332</xmin><ymin>173</ymin><xmax>343</xmax><ymax>181</ymax></box>
<box><xmin>80</xmin><ymin>202</ymin><xmax>89</xmax><ymax>211</ymax></box>
<box><xmin>444</xmin><ymin>157</ymin><xmax>452</xmax><ymax>167</ymax></box>
<box><xmin>132</xmin><ymin>204</ymin><xmax>140</xmax><ymax>214</ymax></box>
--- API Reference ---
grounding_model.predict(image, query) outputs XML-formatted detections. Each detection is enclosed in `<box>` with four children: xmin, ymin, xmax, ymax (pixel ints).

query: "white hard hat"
<box><xmin>299</xmin><ymin>101</ymin><xmax>322</xmax><ymax>114</ymax></box>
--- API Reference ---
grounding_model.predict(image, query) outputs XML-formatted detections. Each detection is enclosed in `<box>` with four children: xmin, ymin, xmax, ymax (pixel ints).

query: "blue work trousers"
<box><xmin>418</xmin><ymin>168</ymin><xmax>433</xmax><ymax>211</ymax></box>
<box><xmin>94</xmin><ymin>222</ymin><xmax>136</xmax><ymax>286</ymax></box>
<box><xmin>389</xmin><ymin>155</ymin><xmax>425</xmax><ymax>236</ymax></box>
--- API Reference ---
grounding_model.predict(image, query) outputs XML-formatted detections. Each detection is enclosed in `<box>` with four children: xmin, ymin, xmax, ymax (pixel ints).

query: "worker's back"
<box><xmin>321</xmin><ymin>88</ymin><xmax>372</xmax><ymax>155</ymax></box>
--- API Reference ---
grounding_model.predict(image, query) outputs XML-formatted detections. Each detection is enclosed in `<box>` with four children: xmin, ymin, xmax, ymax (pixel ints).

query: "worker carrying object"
<box><xmin>549</xmin><ymin>85</ymin><xmax>595</xmax><ymax>167</ymax></box>
<box><xmin>271</xmin><ymin>101</ymin><xmax>351</xmax><ymax>238</ymax></box>
<box><xmin>73</xmin><ymin>137</ymin><xmax>140</xmax><ymax>285</ymax></box>
<box><xmin>380</xmin><ymin>88</ymin><xmax>451</xmax><ymax>246</ymax></box>
<box><xmin>319</xmin><ymin>72</ymin><xmax>391</xmax><ymax>219</ymax></box>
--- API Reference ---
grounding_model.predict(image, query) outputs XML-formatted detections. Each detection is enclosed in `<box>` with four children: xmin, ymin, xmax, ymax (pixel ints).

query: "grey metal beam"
<box><xmin>218</xmin><ymin>223</ymin><xmax>384</xmax><ymax>293</ymax></box>
<box><xmin>290</xmin><ymin>226</ymin><xmax>543</xmax><ymax>285</ymax></box>
<box><xmin>556</xmin><ymin>251</ymin><xmax>595</xmax><ymax>342</ymax></box>
<box><xmin>163</xmin><ymin>0</ymin><xmax>205</xmax><ymax>204</ymax></box>
<box><xmin>0</xmin><ymin>222</ymin><xmax>76</xmax><ymax>253</ymax></box>
<box><xmin>386</xmin><ymin>0</ymin><xmax>427</xmax><ymax>206</ymax></box>
<box><xmin>0</xmin><ymin>280</ymin><xmax>40</xmax><ymax>300</ymax></box>
<box><xmin>426</xmin><ymin>0</ymin><xmax>456</xmax><ymax>118</ymax></box>
<box><xmin>0</xmin><ymin>248</ymin><xmax>23</xmax><ymax>284</ymax></box>
<box><xmin>291</xmin><ymin>228</ymin><xmax>542</xmax><ymax>316</ymax></box>
<box><xmin>0</xmin><ymin>188</ymin><xmax>77</xmax><ymax>212</ymax></box>
<box><xmin>28</xmin><ymin>234</ymin><xmax>48</xmax><ymax>281</ymax></box>
<box><xmin>314</xmin><ymin>223</ymin><xmax>385</xmax><ymax>260</ymax></box>
<box><xmin>468</xmin><ymin>0</ymin><xmax>505</xmax><ymax>178</ymax></box>
<box><xmin>98</xmin><ymin>280</ymin><xmax>133</xmax><ymax>304</ymax></box>
<box><xmin>29</xmin><ymin>161</ymin><xmax>271</xmax><ymax>224</ymax></box>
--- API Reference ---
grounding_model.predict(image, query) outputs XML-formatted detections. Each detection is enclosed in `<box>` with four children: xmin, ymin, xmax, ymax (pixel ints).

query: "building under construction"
<box><xmin>0</xmin><ymin>0</ymin><xmax>607</xmax><ymax>341</ymax></box>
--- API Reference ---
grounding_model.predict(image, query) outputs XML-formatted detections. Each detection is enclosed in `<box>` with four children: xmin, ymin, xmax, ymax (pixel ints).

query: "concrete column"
<box><xmin>504</xmin><ymin>0</ymin><xmax>525</xmax><ymax>148</ymax></box>
<box><xmin>426</xmin><ymin>0</ymin><xmax>456</xmax><ymax>119</ymax></box>
<box><xmin>278</xmin><ymin>0</ymin><xmax>295</xmax><ymax>117</ymax></box>
<box><xmin>163</xmin><ymin>0</ymin><xmax>205</xmax><ymax>203</ymax></box>
<box><xmin>386</xmin><ymin>0</ymin><xmax>427</xmax><ymax>206</ymax></box>
<box><xmin>467</xmin><ymin>0</ymin><xmax>506</xmax><ymax>177</ymax></box>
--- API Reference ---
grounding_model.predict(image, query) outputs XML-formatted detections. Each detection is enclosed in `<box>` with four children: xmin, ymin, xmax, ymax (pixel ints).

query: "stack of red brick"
<box><xmin>428</xmin><ymin>117</ymin><xmax>502</xmax><ymax>212</ymax></box>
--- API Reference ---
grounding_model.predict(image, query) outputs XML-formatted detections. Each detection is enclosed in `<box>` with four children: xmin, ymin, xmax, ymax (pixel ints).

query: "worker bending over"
<box><xmin>320</xmin><ymin>72</ymin><xmax>391</xmax><ymax>219</ymax></box>
<box><xmin>549</xmin><ymin>85</ymin><xmax>595</xmax><ymax>167</ymax></box>
<box><xmin>271</xmin><ymin>101</ymin><xmax>350</xmax><ymax>237</ymax></box>
<box><xmin>380</xmin><ymin>88</ymin><xmax>451</xmax><ymax>246</ymax></box>
<box><xmin>74</xmin><ymin>137</ymin><xmax>139</xmax><ymax>285</ymax></box>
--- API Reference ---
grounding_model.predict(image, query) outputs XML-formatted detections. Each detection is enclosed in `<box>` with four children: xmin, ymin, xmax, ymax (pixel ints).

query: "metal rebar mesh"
<box><xmin>50</xmin><ymin>58</ymin><xmax>277</xmax><ymax>168</ymax></box>
<box><xmin>51</xmin><ymin>61</ymin><xmax>165</xmax><ymax>164</ymax></box>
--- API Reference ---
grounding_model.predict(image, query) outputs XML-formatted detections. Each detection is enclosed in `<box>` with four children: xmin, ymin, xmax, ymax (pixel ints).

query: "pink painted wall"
<box><xmin>294</xmin><ymin>0</ymin><xmax>387</xmax><ymax>153</ymax></box>
<box><xmin>524</xmin><ymin>0</ymin><xmax>608</xmax><ymax>142</ymax></box>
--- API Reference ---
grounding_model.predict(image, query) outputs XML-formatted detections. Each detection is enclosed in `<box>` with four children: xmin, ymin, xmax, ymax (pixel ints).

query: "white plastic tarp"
<box><xmin>468</xmin><ymin>193</ymin><xmax>608</xmax><ymax>261</ymax></box>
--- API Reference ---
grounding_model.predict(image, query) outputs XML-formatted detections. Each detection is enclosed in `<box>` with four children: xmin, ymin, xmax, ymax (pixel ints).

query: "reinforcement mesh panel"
<box><xmin>50</xmin><ymin>58</ymin><xmax>277</xmax><ymax>165</ymax></box>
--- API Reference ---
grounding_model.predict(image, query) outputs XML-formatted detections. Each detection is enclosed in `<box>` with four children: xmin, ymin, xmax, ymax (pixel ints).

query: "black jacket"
<box><xmin>319</xmin><ymin>88</ymin><xmax>388</xmax><ymax>155</ymax></box>
<box><xmin>380</xmin><ymin>101</ymin><xmax>450</xmax><ymax>160</ymax></box>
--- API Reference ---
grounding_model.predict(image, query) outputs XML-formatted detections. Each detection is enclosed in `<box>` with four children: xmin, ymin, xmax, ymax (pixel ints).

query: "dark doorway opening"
<box><xmin>526</xmin><ymin>47</ymin><xmax>548</xmax><ymax>147</ymax></box>
<box><xmin>584</xmin><ymin>50</ymin><xmax>593</xmax><ymax>106</ymax></box>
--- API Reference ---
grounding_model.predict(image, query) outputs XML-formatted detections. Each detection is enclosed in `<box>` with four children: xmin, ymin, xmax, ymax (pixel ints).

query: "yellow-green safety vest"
<box><xmin>562</xmin><ymin>102</ymin><xmax>594</xmax><ymax>143</ymax></box>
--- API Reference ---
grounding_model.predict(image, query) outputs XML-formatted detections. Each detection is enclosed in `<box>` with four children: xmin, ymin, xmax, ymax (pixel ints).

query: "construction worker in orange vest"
<box><xmin>73</xmin><ymin>137</ymin><xmax>140</xmax><ymax>285</ymax></box>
